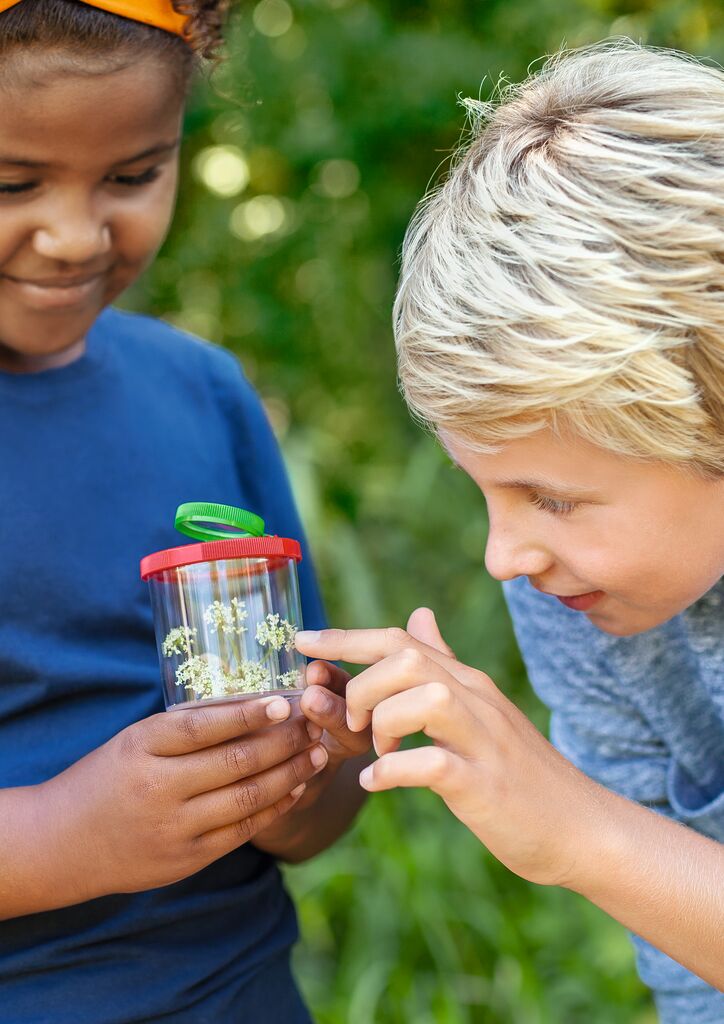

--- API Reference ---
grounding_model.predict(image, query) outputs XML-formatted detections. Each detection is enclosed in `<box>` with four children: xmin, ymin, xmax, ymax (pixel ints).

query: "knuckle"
<box><xmin>178</xmin><ymin>708</ymin><xmax>211</xmax><ymax>746</ymax></box>
<box><xmin>223</xmin><ymin>742</ymin><xmax>254</xmax><ymax>779</ymax></box>
<box><xmin>425</xmin><ymin>681</ymin><xmax>453</xmax><ymax>714</ymax></box>
<box><xmin>371</xmin><ymin>757</ymin><xmax>391</xmax><ymax>786</ymax></box>
<box><xmin>384</xmin><ymin>627</ymin><xmax>410</xmax><ymax>649</ymax></box>
<box><xmin>424</xmin><ymin>746</ymin><xmax>453</xmax><ymax>785</ymax></box>
<box><xmin>328</xmin><ymin>698</ymin><xmax>348</xmax><ymax>732</ymax></box>
<box><xmin>394</xmin><ymin>647</ymin><xmax>427</xmax><ymax>676</ymax></box>
<box><xmin>269</xmin><ymin>722</ymin><xmax>301</xmax><ymax>765</ymax></box>
<box><xmin>118</xmin><ymin>724</ymin><xmax>146</xmax><ymax>762</ymax></box>
<box><xmin>287</xmin><ymin>719</ymin><xmax>309</xmax><ymax>756</ymax></box>
<box><xmin>290</xmin><ymin>752</ymin><xmax>313</xmax><ymax>785</ymax></box>
<box><xmin>229</xmin><ymin>700</ymin><xmax>254</xmax><ymax>734</ymax></box>
<box><xmin>232</xmin><ymin>815</ymin><xmax>255</xmax><ymax>844</ymax></box>
<box><xmin>233</xmin><ymin>779</ymin><xmax>263</xmax><ymax>817</ymax></box>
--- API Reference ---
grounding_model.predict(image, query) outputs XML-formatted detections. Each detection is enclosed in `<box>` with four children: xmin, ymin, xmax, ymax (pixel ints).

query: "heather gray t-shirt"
<box><xmin>504</xmin><ymin>576</ymin><xmax>724</xmax><ymax>1024</ymax></box>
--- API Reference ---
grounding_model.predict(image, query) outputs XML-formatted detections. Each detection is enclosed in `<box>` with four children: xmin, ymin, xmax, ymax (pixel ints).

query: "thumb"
<box><xmin>406</xmin><ymin>607</ymin><xmax>457</xmax><ymax>659</ymax></box>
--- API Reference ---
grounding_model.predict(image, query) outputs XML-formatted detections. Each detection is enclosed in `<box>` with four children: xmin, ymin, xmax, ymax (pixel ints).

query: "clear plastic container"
<box><xmin>141</xmin><ymin>532</ymin><xmax>306</xmax><ymax>710</ymax></box>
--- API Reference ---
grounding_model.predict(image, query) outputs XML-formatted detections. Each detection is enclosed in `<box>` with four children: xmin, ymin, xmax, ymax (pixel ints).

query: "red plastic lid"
<box><xmin>140</xmin><ymin>535</ymin><xmax>302</xmax><ymax>580</ymax></box>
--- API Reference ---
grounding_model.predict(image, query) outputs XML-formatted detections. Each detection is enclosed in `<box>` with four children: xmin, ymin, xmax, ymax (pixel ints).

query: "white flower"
<box><xmin>224</xmin><ymin>661</ymin><xmax>272</xmax><ymax>695</ymax></box>
<box><xmin>277</xmin><ymin>669</ymin><xmax>302</xmax><ymax>689</ymax></box>
<box><xmin>163</xmin><ymin>626</ymin><xmax>197</xmax><ymax>658</ymax></box>
<box><xmin>255</xmin><ymin>613</ymin><xmax>297</xmax><ymax>652</ymax></box>
<box><xmin>203</xmin><ymin>598</ymin><xmax>248</xmax><ymax>636</ymax></box>
<box><xmin>176</xmin><ymin>654</ymin><xmax>226</xmax><ymax>699</ymax></box>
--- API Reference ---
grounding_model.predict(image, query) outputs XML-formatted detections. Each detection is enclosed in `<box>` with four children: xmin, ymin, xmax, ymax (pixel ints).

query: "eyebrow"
<box><xmin>0</xmin><ymin>139</ymin><xmax>181</xmax><ymax>170</ymax></box>
<box><xmin>494</xmin><ymin>477</ymin><xmax>600</xmax><ymax>499</ymax></box>
<box><xmin>446</xmin><ymin>455</ymin><xmax>600</xmax><ymax>498</ymax></box>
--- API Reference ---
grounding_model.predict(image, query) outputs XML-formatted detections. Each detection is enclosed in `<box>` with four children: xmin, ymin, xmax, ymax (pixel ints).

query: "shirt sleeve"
<box><xmin>503</xmin><ymin>576</ymin><xmax>724</xmax><ymax>1024</ymax></box>
<box><xmin>210</xmin><ymin>350</ymin><xmax>327</xmax><ymax>632</ymax></box>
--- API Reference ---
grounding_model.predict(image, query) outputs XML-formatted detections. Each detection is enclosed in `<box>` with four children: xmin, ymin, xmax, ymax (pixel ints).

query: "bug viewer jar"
<box><xmin>141</xmin><ymin>503</ymin><xmax>307</xmax><ymax>710</ymax></box>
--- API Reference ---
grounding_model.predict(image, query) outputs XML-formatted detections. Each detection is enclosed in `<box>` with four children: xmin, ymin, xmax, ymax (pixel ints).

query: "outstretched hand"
<box><xmin>295</xmin><ymin>608</ymin><xmax>601</xmax><ymax>889</ymax></box>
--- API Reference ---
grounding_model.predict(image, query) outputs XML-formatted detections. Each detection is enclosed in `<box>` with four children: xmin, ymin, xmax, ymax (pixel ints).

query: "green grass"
<box><xmin>286</xmin><ymin>789</ymin><xmax>653</xmax><ymax>1023</ymax></box>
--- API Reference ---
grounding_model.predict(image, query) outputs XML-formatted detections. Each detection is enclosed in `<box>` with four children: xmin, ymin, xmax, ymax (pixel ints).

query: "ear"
<box><xmin>406</xmin><ymin>607</ymin><xmax>457</xmax><ymax>659</ymax></box>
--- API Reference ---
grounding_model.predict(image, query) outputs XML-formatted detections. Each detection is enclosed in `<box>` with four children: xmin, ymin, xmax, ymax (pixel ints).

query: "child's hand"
<box><xmin>247</xmin><ymin>661</ymin><xmax>373</xmax><ymax>858</ymax></box>
<box><xmin>40</xmin><ymin>698</ymin><xmax>327</xmax><ymax>900</ymax></box>
<box><xmin>249</xmin><ymin>661</ymin><xmax>371</xmax><ymax>824</ymax></box>
<box><xmin>300</xmin><ymin>660</ymin><xmax>373</xmax><ymax>768</ymax></box>
<box><xmin>296</xmin><ymin>609</ymin><xmax>602</xmax><ymax>890</ymax></box>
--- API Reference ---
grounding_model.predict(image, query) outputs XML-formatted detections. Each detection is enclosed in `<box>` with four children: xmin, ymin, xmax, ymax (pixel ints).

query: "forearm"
<box><xmin>568</xmin><ymin>785</ymin><xmax>724</xmax><ymax>990</ymax></box>
<box><xmin>253</xmin><ymin>752</ymin><xmax>372</xmax><ymax>862</ymax></box>
<box><xmin>0</xmin><ymin>779</ymin><xmax>98</xmax><ymax>920</ymax></box>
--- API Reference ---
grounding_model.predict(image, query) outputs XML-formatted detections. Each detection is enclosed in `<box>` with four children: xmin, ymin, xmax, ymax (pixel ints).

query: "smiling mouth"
<box><xmin>1</xmin><ymin>272</ymin><xmax>106</xmax><ymax>310</ymax></box>
<box><xmin>554</xmin><ymin>591</ymin><xmax>605</xmax><ymax>611</ymax></box>
<box><xmin>530</xmin><ymin>581</ymin><xmax>605</xmax><ymax>612</ymax></box>
<box><xmin>7</xmin><ymin>273</ymin><xmax>100</xmax><ymax>287</ymax></box>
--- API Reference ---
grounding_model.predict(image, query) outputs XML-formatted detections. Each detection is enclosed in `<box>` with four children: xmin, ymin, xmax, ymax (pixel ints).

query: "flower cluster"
<box><xmin>277</xmin><ymin>669</ymin><xmax>303</xmax><ymax>690</ymax></box>
<box><xmin>175</xmin><ymin>655</ymin><xmax>224</xmax><ymax>699</ymax></box>
<box><xmin>255</xmin><ymin>613</ymin><xmax>297</xmax><ymax>653</ymax></box>
<box><xmin>162</xmin><ymin>626</ymin><xmax>196</xmax><ymax>658</ymax></box>
<box><xmin>203</xmin><ymin>597</ymin><xmax>248</xmax><ymax>636</ymax></box>
<box><xmin>162</xmin><ymin>603</ymin><xmax>300</xmax><ymax>702</ymax></box>
<box><xmin>174</xmin><ymin>656</ymin><xmax>274</xmax><ymax>699</ymax></box>
<box><xmin>228</xmin><ymin>661</ymin><xmax>273</xmax><ymax>694</ymax></box>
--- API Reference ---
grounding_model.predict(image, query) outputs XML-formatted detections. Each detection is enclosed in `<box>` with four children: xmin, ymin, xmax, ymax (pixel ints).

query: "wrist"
<box><xmin>37</xmin><ymin>771</ymin><xmax>110</xmax><ymax>906</ymax></box>
<box><xmin>557</xmin><ymin>778</ymin><xmax>633</xmax><ymax>898</ymax></box>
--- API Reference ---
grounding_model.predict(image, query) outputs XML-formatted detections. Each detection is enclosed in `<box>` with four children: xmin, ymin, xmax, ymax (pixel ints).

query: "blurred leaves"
<box><xmin>125</xmin><ymin>0</ymin><xmax>723</xmax><ymax>1018</ymax></box>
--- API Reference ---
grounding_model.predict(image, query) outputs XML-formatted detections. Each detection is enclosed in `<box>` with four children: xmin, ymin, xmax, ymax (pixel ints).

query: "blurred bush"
<box><xmin>127</xmin><ymin>1</ymin><xmax>723</xmax><ymax>1019</ymax></box>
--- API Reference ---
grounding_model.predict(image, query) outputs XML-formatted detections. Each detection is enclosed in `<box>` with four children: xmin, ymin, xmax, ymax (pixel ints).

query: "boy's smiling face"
<box><xmin>0</xmin><ymin>50</ymin><xmax>185</xmax><ymax>372</ymax></box>
<box><xmin>445</xmin><ymin>430</ymin><xmax>724</xmax><ymax>635</ymax></box>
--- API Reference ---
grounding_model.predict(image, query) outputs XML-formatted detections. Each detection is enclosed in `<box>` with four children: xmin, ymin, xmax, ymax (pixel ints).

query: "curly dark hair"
<box><xmin>0</xmin><ymin>0</ymin><xmax>230</xmax><ymax>78</ymax></box>
<box><xmin>172</xmin><ymin>0</ymin><xmax>228</xmax><ymax>59</ymax></box>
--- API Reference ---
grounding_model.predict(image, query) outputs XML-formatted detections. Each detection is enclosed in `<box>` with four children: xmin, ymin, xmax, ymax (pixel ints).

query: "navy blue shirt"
<box><xmin>0</xmin><ymin>309</ymin><xmax>324</xmax><ymax>1023</ymax></box>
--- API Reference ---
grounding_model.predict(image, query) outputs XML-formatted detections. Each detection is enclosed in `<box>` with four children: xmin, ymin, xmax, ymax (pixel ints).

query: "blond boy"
<box><xmin>297</xmin><ymin>41</ymin><xmax>724</xmax><ymax>1021</ymax></box>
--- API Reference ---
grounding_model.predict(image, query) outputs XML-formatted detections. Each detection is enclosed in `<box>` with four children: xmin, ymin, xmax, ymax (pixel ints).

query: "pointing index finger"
<box><xmin>295</xmin><ymin>626</ymin><xmax>455</xmax><ymax>672</ymax></box>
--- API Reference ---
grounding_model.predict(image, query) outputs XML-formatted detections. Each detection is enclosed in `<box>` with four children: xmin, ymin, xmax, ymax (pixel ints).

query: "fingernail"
<box><xmin>310</xmin><ymin>745</ymin><xmax>328</xmax><ymax>769</ymax></box>
<box><xmin>290</xmin><ymin>783</ymin><xmax>306</xmax><ymax>800</ymax></box>
<box><xmin>308</xmin><ymin>689</ymin><xmax>331</xmax><ymax>714</ymax></box>
<box><xmin>295</xmin><ymin>630</ymin><xmax>321</xmax><ymax>648</ymax></box>
<box><xmin>265</xmin><ymin>698</ymin><xmax>290</xmax><ymax>721</ymax></box>
<box><xmin>359</xmin><ymin>766</ymin><xmax>374</xmax><ymax>789</ymax></box>
<box><xmin>307</xmin><ymin>721</ymin><xmax>323</xmax><ymax>742</ymax></box>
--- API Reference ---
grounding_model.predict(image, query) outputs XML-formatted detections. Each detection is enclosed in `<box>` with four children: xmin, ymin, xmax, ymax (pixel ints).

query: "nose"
<box><xmin>32</xmin><ymin>196</ymin><xmax>111</xmax><ymax>265</ymax></box>
<box><xmin>484</xmin><ymin>517</ymin><xmax>553</xmax><ymax>583</ymax></box>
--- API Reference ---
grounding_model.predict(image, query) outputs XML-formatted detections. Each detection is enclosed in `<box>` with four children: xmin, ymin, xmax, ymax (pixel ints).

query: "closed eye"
<box><xmin>0</xmin><ymin>181</ymin><xmax>37</xmax><ymax>195</ymax></box>
<box><xmin>108</xmin><ymin>166</ymin><xmax>162</xmax><ymax>188</ymax></box>
<box><xmin>0</xmin><ymin>166</ymin><xmax>163</xmax><ymax>194</ymax></box>
<box><xmin>530</xmin><ymin>493</ymin><xmax>579</xmax><ymax>516</ymax></box>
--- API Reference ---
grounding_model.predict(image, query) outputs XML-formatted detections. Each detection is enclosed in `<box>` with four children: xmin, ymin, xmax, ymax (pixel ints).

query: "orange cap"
<box><xmin>0</xmin><ymin>0</ymin><xmax>188</xmax><ymax>38</ymax></box>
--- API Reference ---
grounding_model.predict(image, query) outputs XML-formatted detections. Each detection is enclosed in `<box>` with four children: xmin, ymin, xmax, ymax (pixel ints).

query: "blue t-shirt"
<box><xmin>504</xmin><ymin>576</ymin><xmax>724</xmax><ymax>1024</ymax></box>
<box><xmin>0</xmin><ymin>308</ymin><xmax>325</xmax><ymax>1024</ymax></box>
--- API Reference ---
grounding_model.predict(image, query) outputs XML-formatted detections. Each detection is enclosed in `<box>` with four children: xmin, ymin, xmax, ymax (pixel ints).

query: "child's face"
<box><xmin>444</xmin><ymin>429</ymin><xmax>724</xmax><ymax>636</ymax></box>
<box><xmin>0</xmin><ymin>51</ymin><xmax>185</xmax><ymax>372</ymax></box>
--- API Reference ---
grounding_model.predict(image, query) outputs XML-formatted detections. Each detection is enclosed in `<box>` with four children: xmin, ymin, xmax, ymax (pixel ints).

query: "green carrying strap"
<box><xmin>174</xmin><ymin>502</ymin><xmax>266</xmax><ymax>542</ymax></box>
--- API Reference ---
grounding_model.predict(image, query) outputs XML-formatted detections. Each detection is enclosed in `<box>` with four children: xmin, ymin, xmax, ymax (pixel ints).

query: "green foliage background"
<box><xmin>128</xmin><ymin>2</ymin><xmax>724</xmax><ymax>1020</ymax></box>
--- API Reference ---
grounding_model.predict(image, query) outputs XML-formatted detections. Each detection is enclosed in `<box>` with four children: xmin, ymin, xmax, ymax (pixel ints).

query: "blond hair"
<box><xmin>394</xmin><ymin>39</ymin><xmax>724</xmax><ymax>476</ymax></box>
